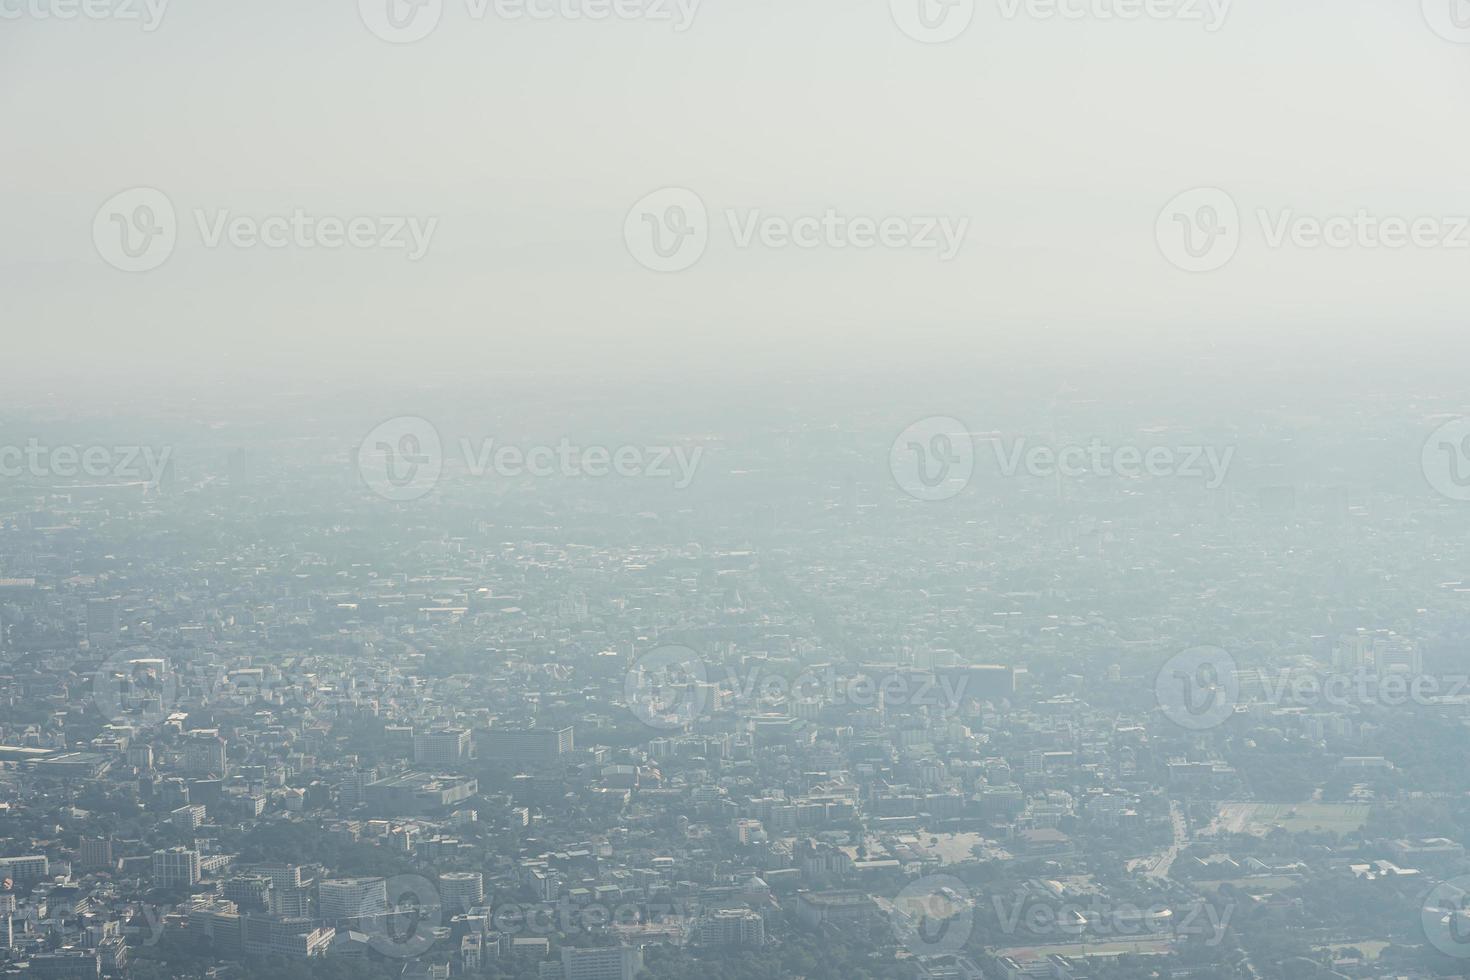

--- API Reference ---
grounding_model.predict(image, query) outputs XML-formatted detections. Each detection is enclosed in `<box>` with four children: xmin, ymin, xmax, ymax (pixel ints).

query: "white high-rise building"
<box><xmin>317</xmin><ymin>877</ymin><xmax>388</xmax><ymax>920</ymax></box>
<box><xmin>413</xmin><ymin>729</ymin><xmax>471</xmax><ymax>766</ymax></box>
<box><xmin>438</xmin><ymin>872</ymin><xmax>485</xmax><ymax>912</ymax></box>
<box><xmin>153</xmin><ymin>847</ymin><xmax>201</xmax><ymax>888</ymax></box>
<box><xmin>700</xmin><ymin>909</ymin><xmax>765</xmax><ymax>947</ymax></box>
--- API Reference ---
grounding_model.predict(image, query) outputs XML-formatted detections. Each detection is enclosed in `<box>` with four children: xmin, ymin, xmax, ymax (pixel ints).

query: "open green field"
<box><xmin>1211</xmin><ymin>802</ymin><xmax>1371</xmax><ymax>836</ymax></box>
<box><xmin>995</xmin><ymin>940</ymin><xmax>1173</xmax><ymax>958</ymax></box>
<box><xmin>1196</xmin><ymin>875</ymin><xmax>1302</xmax><ymax>894</ymax></box>
<box><xmin>1320</xmin><ymin>941</ymin><xmax>1390</xmax><ymax>961</ymax></box>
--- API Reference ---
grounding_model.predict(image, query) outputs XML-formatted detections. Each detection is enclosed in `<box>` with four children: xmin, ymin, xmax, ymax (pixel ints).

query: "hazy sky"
<box><xmin>4</xmin><ymin>0</ymin><xmax>1470</xmax><ymax>388</ymax></box>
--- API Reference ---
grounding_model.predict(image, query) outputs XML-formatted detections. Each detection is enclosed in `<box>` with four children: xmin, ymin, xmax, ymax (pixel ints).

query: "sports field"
<box><xmin>1209</xmin><ymin>802</ymin><xmax>1371</xmax><ymax>836</ymax></box>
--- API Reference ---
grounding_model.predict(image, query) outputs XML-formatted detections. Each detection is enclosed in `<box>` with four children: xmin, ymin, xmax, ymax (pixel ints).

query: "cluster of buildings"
<box><xmin>3</xmin><ymin>400</ymin><xmax>1470</xmax><ymax>979</ymax></box>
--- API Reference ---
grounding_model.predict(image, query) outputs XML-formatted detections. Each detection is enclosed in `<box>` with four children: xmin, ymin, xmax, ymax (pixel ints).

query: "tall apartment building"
<box><xmin>222</xmin><ymin>875</ymin><xmax>273</xmax><ymax>912</ymax></box>
<box><xmin>86</xmin><ymin>597</ymin><xmax>120</xmax><ymax>645</ymax></box>
<box><xmin>700</xmin><ymin>909</ymin><xmax>765</xmax><ymax>947</ymax></box>
<box><xmin>413</xmin><ymin>729</ymin><xmax>471</xmax><ymax>766</ymax></box>
<box><xmin>340</xmin><ymin>768</ymin><xmax>378</xmax><ymax>807</ymax></box>
<box><xmin>477</xmin><ymin>727</ymin><xmax>574</xmax><ymax>764</ymax></box>
<box><xmin>560</xmin><ymin>945</ymin><xmax>644</xmax><ymax>980</ymax></box>
<box><xmin>79</xmin><ymin>838</ymin><xmax>114</xmax><ymax>871</ymax></box>
<box><xmin>152</xmin><ymin>847</ymin><xmax>202</xmax><ymax>888</ymax></box>
<box><xmin>242</xmin><ymin>863</ymin><xmax>304</xmax><ymax>892</ymax></box>
<box><xmin>171</xmin><ymin>804</ymin><xmax>208</xmax><ymax>831</ymax></box>
<box><xmin>438</xmin><ymin>872</ymin><xmax>485</xmax><ymax>912</ymax></box>
<box><xmin>27</xmin><ymin>950</ymin><xmax>102</xmax><ymax>978</ymax></box>
<box><xmin>182</xmin><ymin>735</ymin><xmax>227</xmax><ymax>777</ymax></box>
<box><xmin>0</xmin><ymin>855</ymin><xmax>49</xmax><ymax>885</ymax></box>
<box><xmin>317</xmin><ymin>877</ymin><xmax>388</xmax><ymax>920</ymax></box>
<box><xmin>190</xmin><ymin>904</ymin><xmax>334</xmax><ymax>958</ymax></box>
